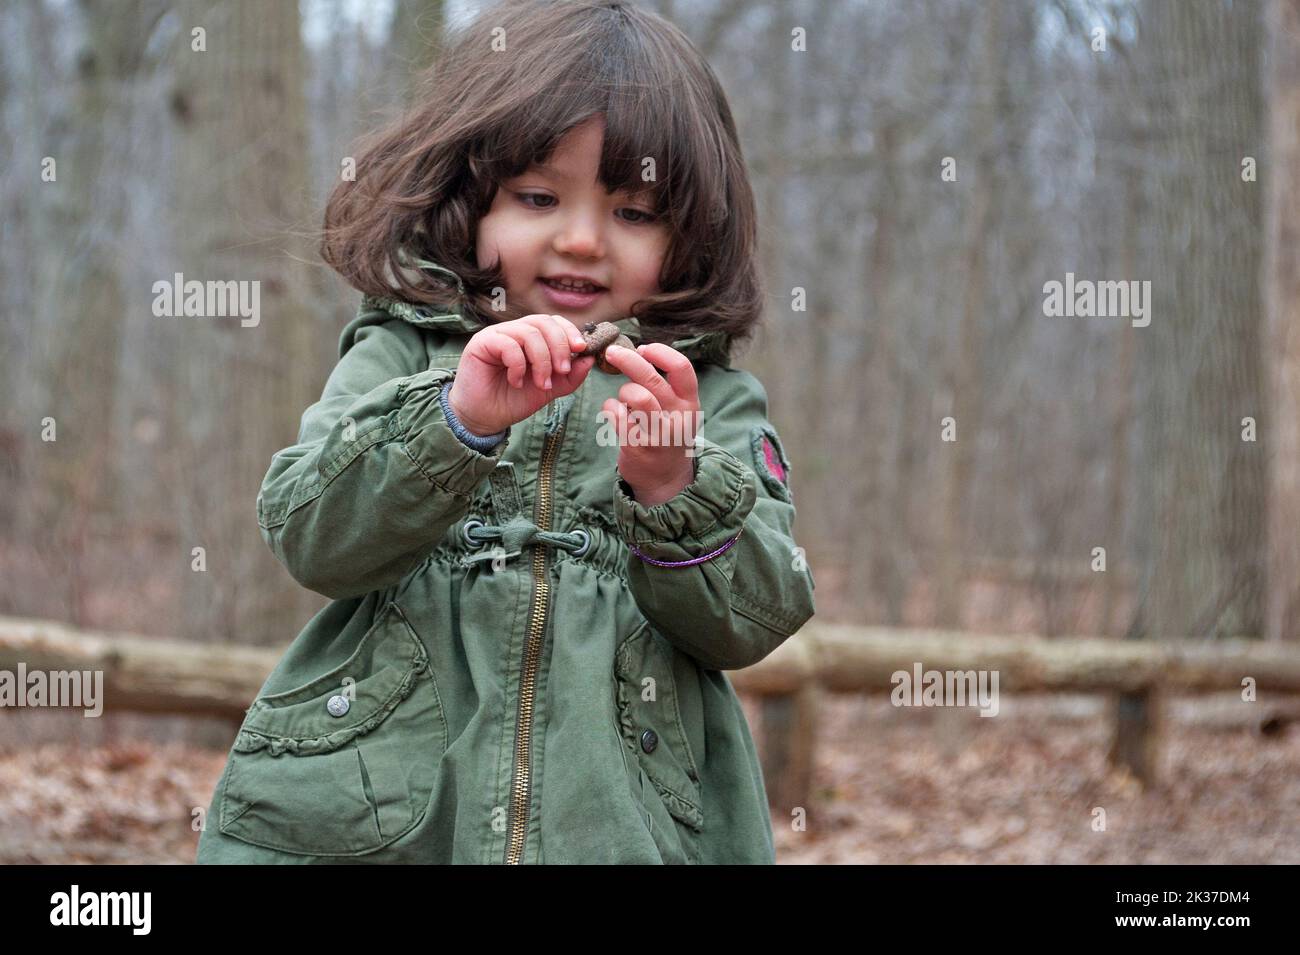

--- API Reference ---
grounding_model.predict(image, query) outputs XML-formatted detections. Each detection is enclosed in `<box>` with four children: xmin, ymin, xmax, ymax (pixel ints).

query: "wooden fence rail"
<box><xmin>3</xmin><ymin>615</ymin><xmax>1299</xmax><ymax>812</ymax></box>
<box><xmin>730</xmin><ymin>623</ymin><xmax>1300</xmax><ymax>811</ymax></box>
<box><xmin>0</xmin><ymin>615</ymin><xmax>275</xmax><ymax>721</ymax></box>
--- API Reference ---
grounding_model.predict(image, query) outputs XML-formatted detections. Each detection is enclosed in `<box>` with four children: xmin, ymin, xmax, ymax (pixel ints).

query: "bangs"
<box><xmin>467</xmin><ymin>18</ymin><xmax>705</xmax><ymax>223</ymax></box>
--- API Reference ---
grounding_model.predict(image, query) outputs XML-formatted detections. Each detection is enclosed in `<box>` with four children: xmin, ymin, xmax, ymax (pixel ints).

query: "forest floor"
<box><xmin>0</xmin><ymin>692</ymin><xmax>1295</xmax><ymax>864</ymax></box>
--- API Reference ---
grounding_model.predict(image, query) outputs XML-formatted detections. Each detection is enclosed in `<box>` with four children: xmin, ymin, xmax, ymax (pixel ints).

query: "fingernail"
<box><xmin>545</xmin><ymin>376</ymin><xmax>552</xmax><ymax>389</ymax></box>
<box><xmin>561</xmin><ymin>360</ymin><xmax>570</xmax><ymax>373</ymax></box>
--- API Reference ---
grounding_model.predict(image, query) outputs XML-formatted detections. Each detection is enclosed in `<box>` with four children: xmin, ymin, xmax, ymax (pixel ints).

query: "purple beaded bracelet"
<box><xmin>628</xmin><ymin>527</ymin><xmax>744</xmax><ymax>567</ymax></box>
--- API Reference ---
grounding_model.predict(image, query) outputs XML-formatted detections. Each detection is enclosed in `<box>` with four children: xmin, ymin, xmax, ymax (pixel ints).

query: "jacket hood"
<box><xmin>342</xmin><ymin>258</ymin><xmax>732</xmax><ymax>367</ymax></box>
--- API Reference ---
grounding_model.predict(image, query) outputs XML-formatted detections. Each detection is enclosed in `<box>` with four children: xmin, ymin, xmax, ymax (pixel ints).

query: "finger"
<box><xmin>604</xmin><ymin>398</ymin><xmax>634</xmax><ymax>444</ymax></box>
<box><xmin>601</xmin><ymin>344</ymin><xmax>676</xmax><ymax>406</ymax></box>
<box><xmin>610</xmin><ymin>399</ymin><xmax>630</xmax><ymax>446</ymax></box>
<box><xmin>618</xmin><ymin>381</ymin><xmax>660</xmax><ymax>413</ymax></box>
<box><xmin>548</xmin><ymin>314</ymin><xmax>589</xmax><ymax>356</ymax></box>
<box><xmin>635</xmin><ymin>343</ymin><xmax>698</xmax><ymax>406</ymax></box>
<box><xmin>619</xmin><ymin>400</ymin><xmax>638</xmax><ymax>446</ymax></box>
<box><xmin>505</xmin><ymin>323</ymin><xmax>552</xmax><ymax>390</ymax></box>
<box><xmin>551</xmin><ymin>351</ymin><xmax>596</xmax><ymax>392</ymax></box>
<box><xmin>600</xmin><ymin>398</ymin><xmax>623</xmax><ymax>440</ymax></box>
<box><xmin>526</xmin><ymin>313</ymin><xmax>575</xmax><ymax>376</ymax></box>
<box><xmin>483</xmin><ymin>330</ymin><xmax>528</xmax><ymax>389</ymax></box>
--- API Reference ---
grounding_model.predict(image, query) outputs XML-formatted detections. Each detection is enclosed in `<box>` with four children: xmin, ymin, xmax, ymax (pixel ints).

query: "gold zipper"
<box><xmin>504</xmin><ymin>414</ymin><xmax>564</xmax><ymax>864</ymax></box>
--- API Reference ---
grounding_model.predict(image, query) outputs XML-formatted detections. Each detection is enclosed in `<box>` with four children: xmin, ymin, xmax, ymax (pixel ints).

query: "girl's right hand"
<box><xmin>447</xmin><ymin>314</ymin><xmax>597</xmax><ymax>436</ymax></box>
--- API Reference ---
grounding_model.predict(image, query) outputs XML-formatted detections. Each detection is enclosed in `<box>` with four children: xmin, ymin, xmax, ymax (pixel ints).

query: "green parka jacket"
<box><xmin>195</xmin><ymin>292</ymin><xmax>816</xmax><ymax>865</ymax></box>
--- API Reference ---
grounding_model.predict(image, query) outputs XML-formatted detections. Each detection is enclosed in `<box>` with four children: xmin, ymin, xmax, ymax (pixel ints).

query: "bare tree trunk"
<box><xmin>1265</xmin><ymin>0</ymin><xmax>1300</xmax><ymax>642</ymax></box>
<box><xmin>21</xmin><ymin>0</ymin><xmax>148</xmax><ymax>625</ymax></box>
<box><xmin>853</xmin><ymin>118</ymin><xmax>908</xmax><ymax>624</ymax></box>
<box><xmin>1104</xmin><ymin>169</ymin><xmax>1139</xmax><ymax>638</ymax></box>
<box><xmin>934</xmin><ymin>0</ymin><xmax>1002</xmax><ymax>628</ymax></box>
<box><xmin>389</xmin><ymin>0</ymin><xmax>447</xmax><ymax>102</ymax></box>
<box><xmin>754</xmin><ymin>0</ymin><xmax>793</xmax><ymax>419</ymax></box>
<box><xmin>170</xmin><ymin>0</ymin><xmax>318</xmax><ymax>646</ymax></box>
<box><xmin>1136</xmin><ymin>0</ymin><xmax>1266</xmax><ymax>643</ymax></box>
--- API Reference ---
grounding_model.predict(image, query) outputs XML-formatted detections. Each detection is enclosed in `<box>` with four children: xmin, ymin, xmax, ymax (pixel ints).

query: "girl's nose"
<box><xmin>552</xmin><ymin>212</ymin><xmax>605</xmax><ymax>259</ymax></box>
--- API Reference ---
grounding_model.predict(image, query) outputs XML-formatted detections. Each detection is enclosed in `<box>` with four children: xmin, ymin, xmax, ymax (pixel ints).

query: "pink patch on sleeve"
<box><xmin>762</xmin><ymin>435</ymin><xmax>787</xmax><ymax>483</ymax></box>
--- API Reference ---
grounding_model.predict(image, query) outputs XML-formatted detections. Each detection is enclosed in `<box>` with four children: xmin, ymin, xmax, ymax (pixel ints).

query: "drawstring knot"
<box><xmin>460</xmin><ymin>515</ymin><xmax>590</xmax><ymax>569</ymax></box>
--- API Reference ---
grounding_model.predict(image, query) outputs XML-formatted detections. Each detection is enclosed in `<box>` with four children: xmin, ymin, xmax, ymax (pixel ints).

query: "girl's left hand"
<box><xmin>600</xmin><ymin>342</ymin><xmax>702</xmax><ymax>507</ymax></box>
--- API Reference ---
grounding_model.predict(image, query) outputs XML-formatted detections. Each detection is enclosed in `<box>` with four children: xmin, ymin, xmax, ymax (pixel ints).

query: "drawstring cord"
<box><xmin>460</xmin><ymin>515</ymin><xmax>590</xmax><ymax>569</ymax></box>
<box><xmin>460</xmin><ymin>515</ymin><xmax>743</xmax><ymax>570</ymax></box>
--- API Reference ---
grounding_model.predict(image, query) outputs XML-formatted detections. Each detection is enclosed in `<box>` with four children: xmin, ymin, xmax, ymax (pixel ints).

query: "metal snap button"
<box><xmin>640</xmin><ymin>728</ymin><xmax>658</xmax><ymax>754</ymax></box>
<box><xmin>327</xmin><ymin>694</ymin><xmax>350</xmax><ymax>717</ymax></box>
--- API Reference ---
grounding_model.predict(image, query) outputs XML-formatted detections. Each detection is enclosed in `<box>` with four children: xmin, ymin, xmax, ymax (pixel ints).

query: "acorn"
<box><xmin>580</xmin><ymin>321</ymin><xmax>634</xmax><ymax>374</ymax></box>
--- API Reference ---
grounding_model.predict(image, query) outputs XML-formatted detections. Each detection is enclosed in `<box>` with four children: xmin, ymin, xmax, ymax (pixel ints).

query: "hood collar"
<box><xmin>357</xmin><ymin>256</ymin><xmax>732</xmax><ymax>367</ymax></box>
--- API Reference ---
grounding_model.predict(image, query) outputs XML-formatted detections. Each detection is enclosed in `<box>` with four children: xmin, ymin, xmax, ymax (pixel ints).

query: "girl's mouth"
<box><xmin>538</xmin><ymin>277</ymin><xmax>606</xmax><ymax>309</ymax></box>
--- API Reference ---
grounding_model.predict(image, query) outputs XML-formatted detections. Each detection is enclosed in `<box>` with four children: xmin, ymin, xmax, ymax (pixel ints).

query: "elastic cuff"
<box><xmin>438</xmin><ymin>379</ymin><xmax>510</xmax><ymax>452</ymax></box>
<box><xmin>612</xmin><ymin>437</ymin><xmax>757</xmax><ymax>558</ymax></box>
<box><xmin>396</xmin><ymin>367</ymin><xmax>508</xmax><ymax>496</ymax></box>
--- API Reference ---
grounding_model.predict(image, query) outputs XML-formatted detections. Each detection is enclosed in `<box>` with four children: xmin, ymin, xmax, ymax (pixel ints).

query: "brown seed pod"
<box><xmin>580</xmin><ymin>321</ymin><xmax>634</xmax><ymax>374</ymax></box>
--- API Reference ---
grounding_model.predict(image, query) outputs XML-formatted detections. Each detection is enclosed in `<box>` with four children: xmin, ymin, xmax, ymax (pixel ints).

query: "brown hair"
<box><xmin>320</xmin><ymin>0</ymin><xmax>762</xmax><ymax>353</ymax></box>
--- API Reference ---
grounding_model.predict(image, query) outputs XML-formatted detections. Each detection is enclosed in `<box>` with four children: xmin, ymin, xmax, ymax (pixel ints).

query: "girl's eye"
<box><xmin>515</xmin><ymin>192</ymin><xmax>658</xmax><ymax>224</ymax></box>
<box><xmin>617</xmin><ymin>207</ymin><xmax>658</xmax><ymax>225</ymax></box>
<box><xmin>515</xmin><ymin>192</ymin><xmax>556</xmax><ymax>210</ymax></box>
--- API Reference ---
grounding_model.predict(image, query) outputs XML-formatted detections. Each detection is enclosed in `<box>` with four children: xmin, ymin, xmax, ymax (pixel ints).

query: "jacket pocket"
<box><xmin>217</xmin><ymin>602</ymin><xmax>446</xmax><ymax>857</ymax></box>
<box><xmin>614</xmin><ymin>622</ymin><xmax>704</xmax><ymax>859</ymax></box>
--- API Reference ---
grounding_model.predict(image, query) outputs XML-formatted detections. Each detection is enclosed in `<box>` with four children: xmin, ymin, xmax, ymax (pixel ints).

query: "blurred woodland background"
<box><xmin>2</xmin><ymin>0</ymin><xmax>1299</xmax><ymax>863</ymax></box>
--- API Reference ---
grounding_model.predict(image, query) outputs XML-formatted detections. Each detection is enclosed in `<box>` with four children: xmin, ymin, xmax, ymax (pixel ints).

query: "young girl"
<box><xmin>197</xmin><ymin>0</ymin><xmax>814</xmax><ymax>865</ymax></box>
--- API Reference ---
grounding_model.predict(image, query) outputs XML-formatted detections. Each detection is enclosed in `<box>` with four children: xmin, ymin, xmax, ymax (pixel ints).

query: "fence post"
<box><xmin>759</xmin><ymin>681</ymin><xmax>819</xmax><ymax>820</ymax></box>
<box><xmin>1108</xmin><ymin>685</ymin><xmax>1163</xmax><ymax>785</ymax></box>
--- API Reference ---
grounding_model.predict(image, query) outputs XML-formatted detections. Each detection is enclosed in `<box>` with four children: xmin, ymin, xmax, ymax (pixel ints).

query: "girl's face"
<box><xmin>475</xmin><ymin>115</ymin><xmax>671</xmax><ymax>328</ymax></box>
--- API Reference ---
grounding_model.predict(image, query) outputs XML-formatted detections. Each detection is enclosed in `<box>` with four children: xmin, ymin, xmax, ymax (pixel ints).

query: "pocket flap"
<box><xmin>235</xmin><ymin>603</ymin><xmax>428</xmax><ymax>756</ymax></box>
<box><xmin>615</xmin><ymin>624</ymin><xmax>704</xmax><ymax>831</ymax></box>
